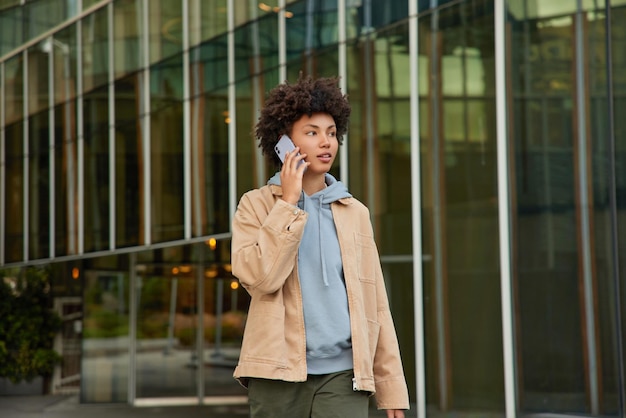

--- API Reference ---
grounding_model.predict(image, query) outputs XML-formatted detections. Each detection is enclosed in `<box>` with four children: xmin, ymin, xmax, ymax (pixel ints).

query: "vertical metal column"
<box><xmin>249</xmin><ymin>0</ymin><xmax>265</xmax><ymax>189</ymax></box>
<box><xmin>196</xmin><ymin>249</ymin><xmax>205</xmax><ymax>401</ymax></box>
<box><xmin>1</xmin><ymin>63</ymin><xmax>5</xmax><ymax>265</ymax></box>
<box><xmin>48</xmin><ymin>39</ymin><xmax>56</xmax><ymax>259</ymax></box>
<box><xmin>183</xmin><ymin>0</ymin><xmax>192</xmax><ymax>240</ymax></box>
<box><xmin>227</xmin><ymin>0</ymin><xmax>237</xmax><ymax>225</ymax></box>
<box><xmin>338</xmin><ymin>0</ymin><xmax>348</xmax><ymax>187</ymax></box>
<box><xmin>495</xmin><ymin>1</ymin><xmax>517</xmax><ymax>417</ymax></box>
<box><xmin>604</xmin><ymin>1</ymin><xmax>625</xmax><ymax>415</ymax></box>
<box><xmin>363</xmin><ymin>0</ymin><xmax>375</xmax><ymax>216</ymax></box>
<box><xmin>129</xmin><ymin>252</ymin><xmax>138</xmax><ymax>403</ymax></box>
<box><xmin>409</xmin><ymin>1</ymin><xmax>426</xmax><ymax>416</ymax></box>
<box><xmin>108</xmin><ymin>2</ymin><xmax>116</xmax><ymax>250</ymax></box>
<box><xmin>77</xmin><ymin>12</ymin><xmax>85</xmax><ymax>254</ymax></box>
<box><xmin>141</xmin><ymin>0</ymin><xmax>151</xmax><ymax>245</ymax></box>
<box><xmin>22</xmin><ymin>50</ymin><xmax>28</xmax><ymax>262</ymax></box>
<box><xmin>428</xmin><ymin>0</ymin><xmax>447</xmax><ymax>409</ymax></box>
<box><xmin>574</xmin><ymin>1</ymin><xmax>599</xmax><ymax>413</ymax></box>
<box><xmin>278</xmin><ymin>0</ymin><xmax>286</xmax><ymax>82</ymax></box>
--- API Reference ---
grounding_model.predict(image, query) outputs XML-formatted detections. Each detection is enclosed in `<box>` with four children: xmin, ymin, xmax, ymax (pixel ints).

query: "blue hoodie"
<box><xmin>267</xmin><ymin>172</ymin><xmax>354</xmax><ymax>375</ymax></box>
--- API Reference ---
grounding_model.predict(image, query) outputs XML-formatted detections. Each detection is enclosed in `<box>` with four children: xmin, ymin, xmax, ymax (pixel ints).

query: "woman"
<box><xmin>231</xmin><ymin>74</ymin><xmax>409</xmax><ymax>418</ymax></box>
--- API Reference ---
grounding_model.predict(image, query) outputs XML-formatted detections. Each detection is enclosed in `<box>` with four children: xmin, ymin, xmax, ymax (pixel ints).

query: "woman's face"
<box><xmin>290</xmin><ymin>112</ymin><xmax>338</xmax><ymax>175</ymax></box>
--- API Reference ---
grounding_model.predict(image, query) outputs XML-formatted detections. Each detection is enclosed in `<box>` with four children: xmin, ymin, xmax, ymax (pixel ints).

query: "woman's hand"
<box><xmin>386</xmin><ymin>409</ymin><xmax>405</xmax><ymax>418</ymax></box>
<box><xmin>280</xmin><ymin>147</ymin><xmax>309</xmax><ymax>205</ymax></box>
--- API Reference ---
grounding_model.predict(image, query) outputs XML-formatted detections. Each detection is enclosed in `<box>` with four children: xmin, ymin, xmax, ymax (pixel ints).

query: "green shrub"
<box><xmin>0</xmin><ymin>268</ymin><xmax>62</xmax><ymax>384</ymax></box>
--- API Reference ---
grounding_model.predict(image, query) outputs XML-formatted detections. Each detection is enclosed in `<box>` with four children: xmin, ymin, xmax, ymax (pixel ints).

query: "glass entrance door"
<box><xmin>135</xmin><ymin>267</ymin><xmax>199</xmax><ymax>398</ymax></box>
<box><xmin>133</xmin><ymin>241</ymin><xmax>248</xmax><ymax>403</ymax></box>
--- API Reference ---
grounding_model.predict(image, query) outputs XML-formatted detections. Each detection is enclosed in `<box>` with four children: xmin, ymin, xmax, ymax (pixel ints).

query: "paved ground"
<box><xmin>0</xmin><ymin>394</ymin><xmax>417</xmax><ymax>417</ymax></box>
<box><xmin>0</xmin><ymin>395</ymin><xmax>249</xmax><ymax>418</ymax></box>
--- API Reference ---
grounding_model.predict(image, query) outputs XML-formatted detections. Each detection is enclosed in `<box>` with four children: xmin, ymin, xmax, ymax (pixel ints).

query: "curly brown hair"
<box><xmin>255</xmin><ymin>74</ymin><xmax>351</xmax><ymax>167</ymax></box>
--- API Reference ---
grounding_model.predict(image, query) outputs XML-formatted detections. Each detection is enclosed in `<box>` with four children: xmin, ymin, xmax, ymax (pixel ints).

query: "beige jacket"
<box><xmin>231</xmin><ymin>184</ymin><xmax>410</xmax><ymax>410</ymax></box>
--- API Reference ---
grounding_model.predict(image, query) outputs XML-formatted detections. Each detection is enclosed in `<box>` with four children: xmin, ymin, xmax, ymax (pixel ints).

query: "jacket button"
<box><xmin>293</xmin><ymin>209</ymin><xmax>299</xmax><ymax>215</ymax></box>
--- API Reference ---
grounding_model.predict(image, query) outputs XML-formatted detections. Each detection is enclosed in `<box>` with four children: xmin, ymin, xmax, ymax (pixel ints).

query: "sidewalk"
<box><xmin>0</xmin><ymin>395</ymin><xmax>415</xmax><ymax>418</ymax></box>
<box><xmin>0</xmin><ymin>395</ymin><xmax>250</xmax><ymax>418</ymax></box>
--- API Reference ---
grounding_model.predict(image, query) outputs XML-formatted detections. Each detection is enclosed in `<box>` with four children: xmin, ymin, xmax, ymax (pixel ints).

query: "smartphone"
<box><xmin>275</xmin><ymin>134</ymin><xmax>306</xmax><ymax>168</ymax></box>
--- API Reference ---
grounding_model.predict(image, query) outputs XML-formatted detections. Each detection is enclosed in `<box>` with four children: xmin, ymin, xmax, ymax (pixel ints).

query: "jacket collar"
<box><xmin>268</xmin><ymin>184</ymin><xmax>352</xmax><ymax>205</ymax></box>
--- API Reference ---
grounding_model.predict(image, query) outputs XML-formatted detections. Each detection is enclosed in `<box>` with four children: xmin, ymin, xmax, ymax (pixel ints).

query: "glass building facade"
<box><xmin>1</xmin><ymin>0</ymin><xmax>626</xmax><ymax>416</ymax></box>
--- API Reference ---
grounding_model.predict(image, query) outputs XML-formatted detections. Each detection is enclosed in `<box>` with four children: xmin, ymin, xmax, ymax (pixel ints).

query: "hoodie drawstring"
<box><xmin>319</xmin><ymin>197</ymin><xmax>329</xmax><ymax>287</ymax></box>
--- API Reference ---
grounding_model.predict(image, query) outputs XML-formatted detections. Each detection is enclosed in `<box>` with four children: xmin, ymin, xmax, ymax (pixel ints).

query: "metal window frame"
<box><xmin>0</xmin><ymin>62</ymin><xmax>4</xmax><ymax>265</ymax></box>
<box><xmin>23</xmin><ymin>50</ymin><xmax>28</xmax><ymax>262</ymax></box>
<box><xmin>77</xmin><ymin>10</ymin><xmax>85</xmax><ymax>255</ymax></box>
<box><xmin>108</xmin><ymin>2</ymin><xmax>115</xmax><ymax>250</ymax></box>
<box><xmin>495</xmin><ymin>1</ymin><xmax>517</xmax><ymax>417</ymax></box>
<box><xmin>409</xmin><ymin>1</ymin><xmax>426</xmax><ymax>416</ymax></box>
<box><xmin>141</xmin><ymin>0</ymin><xmax>151</xmax><ymax>246</ymax></box>
<box><xmin>228</xmin><ymin>0</ymin><xmax>236</xmax><ymax>226</ymax></box>
<box><xmin>48</xmin><ymin>39</ymin><xmax>56</xmax><ymax>259</ymax></box>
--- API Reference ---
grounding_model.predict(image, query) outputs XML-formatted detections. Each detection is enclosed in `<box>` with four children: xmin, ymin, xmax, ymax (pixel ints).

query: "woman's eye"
<box><xmin>329</xmin><ymin>131</ymin><xmax>336</xmax><ymax>137</ymax></box>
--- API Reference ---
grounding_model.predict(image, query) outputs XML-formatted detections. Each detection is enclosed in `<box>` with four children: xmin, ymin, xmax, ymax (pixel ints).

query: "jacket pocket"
<box><xmin>355</xmin><ymin>232</ymin><xmax>379</xmax><ymax>284</ymax></box>
<box><xmin>241</xmin><ymin>301</ymin><xmax>288</xmax><ymax>367</ymax></box>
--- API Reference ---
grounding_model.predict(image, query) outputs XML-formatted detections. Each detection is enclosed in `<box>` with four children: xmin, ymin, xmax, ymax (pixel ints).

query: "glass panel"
<box><xmin>148</xmin><ymin>0</ymin><xmax>183</xmax><ymax>65</ymax></box>
<box><xmin>508</xmin><ymin>3</ymin><xmax>591</xmax><ymax>413</ymax></box>
<box><xmin>135</xmin><ymin>247</ymin><xmax>197</xmax><ymax>398</ymax></box>
<box><xmin>349</xmin><ymin>0</ymin><xmax>407</xmax><ymax>35</ymax></box>
<box><xmin>49</xmin><ymin>261</ymin><xmax>83</xmax><ymax>394</ymax></box>
<box><xmin>191</xmin><ymin>33</ymin><xmax>228</xmax><ymax>95</ymax></box>
<box><xmin>420</xmin><ymin>0</ymin><xmax>503</xmax><ymax>413</ymax></box>
<box><xmin>114</xmin><ymin>0</ymin><xmax>143</xmax><ymax>78</ymax></box>
<box><xmin>53</xmin><ymin>98</ymin><xmax>78</xmax><ymax>257</ymax></box>
<box><xmin>234</xmin><ymin>16</ymin><xmax>279</xmax><ymax>83</ymax></box>
<box><xmin>150</xmin><ymin>55</ymin><xmax>184</xmax><ymax>242</ymax></box>
<box><xmin>0</xmin><ymin>0</ymin><xmax>20</xmax><ymax>11</ymax></box>
<box><xmin>201</xmin><ymin>240</ymin><xmax>249</xmax><ymax>397</ymax></box>
<box><xmin>4</xmin><ymin>55</ymin><xmax>25</xmax><ymax>263</ymax></box>
<box><xmin>27</xmin><ymin>43</ymin><xmax>49</xmax><ymax>116</ymax></box>
<box><xmin>83</xmin><ymin>6</ymin><xmax>109</xmax><ymax>93</ymax></box>
<box><xmin>286</xmin><ymin>0</ymin><xmax>339</xmax><ymax>65</ymax></box>
<box><xmin>188</xmin><ymin>0</ymin><xmax>227</xmax><ymax>46</ymax></box>
<box><xmin>114</xmin><ymin>73</ymin><xmax>141</xmax><ymax>248</ymax></box>
<box><xmin>28</xmin><ymin>110</ymin><xmax>49</xmax><ymax>260</ymax></box>
<box><xmin>233</xmin><ymin>0</ymin><xmax>273</xmax><ymax>27</ymax></box>
<box><xmin>52</xmin><ymin>26</ymin><xmax>78</xmax><ymax>105</ymax></box>
<box><xmin>4</xmin><ymin>122</ymin><xmax>23</xmax><ymax>263</ymax></box>
<box><xmin>83</xmin><ymin>0</ymin><xmax>105</xmax><ymax>10</ymax></box>
<box><xmin>5</xmin><ymin>54</ymin><xmax>24</xmax><ymax>126</ymax></box>
<box><xmin>235</xmin><ymin>77</ymin><xmax>257</xmax><ymax>198</ymax></box>
<box><xmin>81</xmin><ymin>254</ymin><xmax>130</xmax><ymax>403</ymax></box>
<box><xmin>23</xmin><ymin>0</ymin><xmax>75</xmax><ymax>40</ymax></box>
<box><xmin>190</xmin><ymin>37</ymin><xmax>230</xmax><ymax>237</ymax></box>
<box><xmin>83</xmin><ymin>85</ymin><xmax>110</xmax><ymax>252</ymax></box>
<box><xmin>608</xmin><ymin>3</ymin><xmax>626</xmax><ymax>413</ymax></box>
<box><xmin>190</xmin><ymin>86</ymin><xmax>230</xmax><ymax>236</ymax></box>
<box><xmin>0</xmin><ymin>0</ymin><xmax>80</xmax><ymax>57</ymax></box>
<box><xmin>235</xmin><ymin>70</ymin><xmax>279</xmax><ymax>199</ymax></box>
<box><xmin>133</xmin><ymin>242</ymin><xmax>248</xmax><ymax>399</ymax></box>
<box><xmin>48</xmin><ymin>28</ymin><xmax>79</xmax><ymax>258</ymax></box>
<box><xmin>150</xmin><ymin>54</ymin><xmax>183</xmax><ymax>112</ymax></box>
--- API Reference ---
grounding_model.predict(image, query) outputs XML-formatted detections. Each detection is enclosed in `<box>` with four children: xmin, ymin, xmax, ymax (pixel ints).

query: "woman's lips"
<box><xmin>317</xmin><ymin>153</ymin><xmax>332</xmax><ymax>163</ymax></box>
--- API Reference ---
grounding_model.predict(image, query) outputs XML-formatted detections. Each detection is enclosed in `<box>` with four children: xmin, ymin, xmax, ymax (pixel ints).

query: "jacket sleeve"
<box><xmin>231</xmin><ymin>191</ymin><xmax>307</xmax><ymax>295</ymax></box>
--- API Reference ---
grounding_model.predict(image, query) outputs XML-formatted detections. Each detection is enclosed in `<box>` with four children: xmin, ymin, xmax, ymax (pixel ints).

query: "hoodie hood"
<box><xmin>267</xmin><ymin>172</ymin><xmax>352</xmax><ymax>204</ymax></box>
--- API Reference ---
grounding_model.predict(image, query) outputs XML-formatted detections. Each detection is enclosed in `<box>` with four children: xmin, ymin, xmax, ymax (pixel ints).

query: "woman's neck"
<box><xmin>302</xmin><ymin>173</ymin><xmax>327</xmax><ymax>195</ymax></box>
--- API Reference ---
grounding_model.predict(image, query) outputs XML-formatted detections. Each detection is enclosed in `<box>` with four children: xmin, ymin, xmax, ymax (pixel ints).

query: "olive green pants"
<box><xmin>247</xmin><ymin>369</ymin><xmax>369</xmax><ymax>418</ymax></box>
